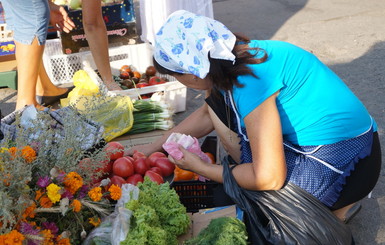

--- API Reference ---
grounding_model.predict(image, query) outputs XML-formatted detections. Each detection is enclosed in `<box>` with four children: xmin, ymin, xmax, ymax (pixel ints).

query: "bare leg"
<box><xmin>35</xmin><ymin>59</ymin><xmax>68</xmax><ymax>97</ymax></box>
<box><xmin>15</xmin><ymin>38</ymin><xmax>42</xmax><ymax>110</ymax></box>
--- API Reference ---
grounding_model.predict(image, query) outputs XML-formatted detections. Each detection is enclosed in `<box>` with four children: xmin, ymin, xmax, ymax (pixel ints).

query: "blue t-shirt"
<box><xmin>231</xmin><ymin>40</ymin><xmax>375</xmax><ymax>145</ymax></box>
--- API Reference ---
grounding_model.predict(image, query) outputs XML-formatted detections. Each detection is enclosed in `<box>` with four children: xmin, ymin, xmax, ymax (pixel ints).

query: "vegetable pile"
<box><xmin>100</xmin><ymin>141</ymin><xmax>175</xmax><ymax>187</ymax></box>
<box><xmin>122</xmin><ymin>179</ymin><xmax>190</xmax><ymax>245</ymax></box>
<box><xmin>184</xmin><ymin>216</ymin><xmax>248</xmax><ymax>245</ymax></box>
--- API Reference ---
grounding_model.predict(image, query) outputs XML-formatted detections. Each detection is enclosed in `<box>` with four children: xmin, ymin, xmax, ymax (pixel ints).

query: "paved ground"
<box><xmin>1</xmin><ymin>0</ymin><xmax>384</xmax><ymax>244</ymax></box>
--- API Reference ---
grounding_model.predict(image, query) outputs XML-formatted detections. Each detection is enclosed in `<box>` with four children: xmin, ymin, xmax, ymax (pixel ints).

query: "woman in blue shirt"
<box><xmin>130</xmin><ymin>10</ymin><xmax>381</xmax><ymax>224</ymax></box>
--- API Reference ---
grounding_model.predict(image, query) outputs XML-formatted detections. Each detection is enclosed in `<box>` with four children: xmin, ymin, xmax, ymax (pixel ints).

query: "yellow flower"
<box><xmin>89</xmin><ymin>217</ymin><xmax>101</xmax><ymax>227</ymax></box>
<box><xmin>71</xmin><ymin>199</ymin><xmax>82</xmax><ymax>212</ymax></box>
<box><xmin>88</xmin><ymin>187</ymin><xmax>103</xmax><ymax>202</ymax></box>
<box><xmin>63</xmin><ymin>172</ymin><xmax>83</xmax><ymax>194</ymax></box>
<box><xmin>46</xmin><ymin>183</ymin><xmax>61</xmax><ymax>204</ymax></box>
<box><xmin>2</xmin><ymin>230</ymin><xmax>25</xmax><ymax>245</ymax></box>
<box><xmin>108</xmin><ymin>184</ymin><xmax>122</xmax><ymax>200</ymax></box>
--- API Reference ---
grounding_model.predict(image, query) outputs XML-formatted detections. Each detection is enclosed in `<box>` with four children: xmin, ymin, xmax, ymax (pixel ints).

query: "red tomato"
<box><xmin>126</xmin><ymin>173</ymin><xmax>144</xmax><ymax>186</ymax></box>
<box><xmin>146</xmin><ymin>152</ymin><xmax>167</xmax><ymax>167</ymax></box>
<box><xmin>120</xmin><ymin>65</ymin><xmax>132</xmax><ymax>73</ymax></box>
<box><xmin>145</xmin><ymin>66</ymin><xmax>157</xmax><ymax>76</ymax></box>
<box><xmin>148</xmin><ymin>76</ymin><xmax>162</xmax><ymax>86</ymax></box>
<box><xmin>154</xmin><ymin>157</ymin><xmax>175</xmax><ymax>177</ymax></box>
<box><xmin>150</xmin><ymin>166</ymin><xmax>163</xmax><ymax>176</ymax></box>
<box><xmin>112</xmin><ymin>157</ymin><xmax>134</xmax><ymax>178</ymax></box>
<box><xmin>124</xmin><ymin>156</ymin><xmax>135</xmax><ymax>162</ymax></box>
<box><xmin>145</xmin><ymin>170</ymin><xmax>164</xmax><ymax>184</ymax></box>
<box><xmin>133</xmin><ymin>150</ymin><xmax>147</xmax><ymax>160</ymax></box>
<box><xmin>103</xmin><ymin>160</ymin><xmax>114</xmax><ymax>175</ymax></box>
<box><xmin>104</xmin><ymin>142</ymin><xmax>125</xmax><ymax>161</ymax></box>
<box><xmin>110</xmin><ymin>175</ymin><xmax>127</xmax><ymax>187</ymax></box>
<box><xmin>136</xmin><ymin>82</ymin><xmax>149</xmax><ymax>88</ymax></box>
<box><xmin>120</xmin><ymin>71</ymin><xmax>131</xmax><ymax>79</ymax></box>
<box><xmin>133</xmin><ymin>157</ymin><xmax>149</xmax><ymax>175</ymax></box>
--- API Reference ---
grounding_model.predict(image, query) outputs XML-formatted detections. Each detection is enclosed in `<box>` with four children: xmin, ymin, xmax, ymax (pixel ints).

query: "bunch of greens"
<box><xmin>184</xmin><ymin>216</ymin><xmax>248</xmax><ymax>245</ymax></box>
<box><xmin>122</xmin><ymin>178</ymin><xmax>190</xmax><ymax>245</ymax></box>
<box><xmin>127</xmin><ymin>100</ymin><xmax>174</xmax><ymax>135</ymax></box>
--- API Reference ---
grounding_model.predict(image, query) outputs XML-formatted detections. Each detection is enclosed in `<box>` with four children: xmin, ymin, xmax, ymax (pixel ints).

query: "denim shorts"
<box><xmin>1</xmin><ymin>0</ymin><xmax>50</xmax><ymax>45</ymax></box>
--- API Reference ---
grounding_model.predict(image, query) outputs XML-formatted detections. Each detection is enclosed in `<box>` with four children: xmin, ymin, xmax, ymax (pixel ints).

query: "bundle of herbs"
<box><xmin>127</xmin><ymin>100</ymin><xmax>174</xmax><ymax>135</ymax></box>
<box><xmin>184</xmin><ymin>216</ymin><xmax>248</xmax><ymax>245</ymax></box>
<box><xmin>122</xmin><ymin>178</ymin><xmax>190</xmax><ymax>245</ymax></box>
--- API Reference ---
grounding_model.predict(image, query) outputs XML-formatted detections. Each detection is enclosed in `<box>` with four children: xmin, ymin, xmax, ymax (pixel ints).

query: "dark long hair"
<box><xmin>153</xmin><ymin>33</ymin><xmax>267</xmax><ymax>92</ymax></box>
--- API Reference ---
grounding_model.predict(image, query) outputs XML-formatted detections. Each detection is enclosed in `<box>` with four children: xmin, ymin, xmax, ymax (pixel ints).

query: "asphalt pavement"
<box><xmin>1</xmin><ymin>0</ymin><xmax>384</xmax><ymax>244</ymax></box>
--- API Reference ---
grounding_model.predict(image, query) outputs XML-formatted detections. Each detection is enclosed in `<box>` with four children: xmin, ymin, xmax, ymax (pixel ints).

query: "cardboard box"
<box><xmin>113</xmin><ymin>130</ymin><xmax>165</xmax><ymax>148</ymax></box>
<box><xmin>60</xmin><ymin>0</ymin><xmax>137</xmax><ymax>54</ymax></box>
<box><xmin>178</xmin><ymin>205</ymin><xmax>243</xmax><ymax>243</ymax></box>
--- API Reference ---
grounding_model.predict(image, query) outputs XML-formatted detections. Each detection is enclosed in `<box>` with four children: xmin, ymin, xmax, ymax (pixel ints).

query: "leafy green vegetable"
<box><xmin>184</xmin><ymin>216</ymin><xmax>248</xmax><ymax>245</ymax></box>
<box><xmin>122</xmin><ymin>178</ymin><xmax>190</xmax><ymax>245</ymax></box>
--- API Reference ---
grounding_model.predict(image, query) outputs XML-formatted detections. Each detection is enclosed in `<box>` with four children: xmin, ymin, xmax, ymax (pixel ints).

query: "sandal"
<box><xmin>36</xmin><ymin>86</ymin><xmax>75</xmax><ymax>106</ymax></box>
<box><xmin>343</xmin><ymin>202</ymin><xmax>362</xmax><ymax>224</ymax></box>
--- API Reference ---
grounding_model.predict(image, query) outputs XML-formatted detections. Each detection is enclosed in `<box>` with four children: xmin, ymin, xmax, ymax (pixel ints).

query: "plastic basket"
<box><xmin>43</xmin><ymin>39</ymin><xmax>88</xmax><ymax>85</ymax></box>
<box><xmin>171</xmin><ymin>180</ymin><xmax>219</xmax><ymax>213</ymax></box>
<box><xmin>82</xmin><ymin>43</ymin><xmax>187</xmax><ymax>113</ymax></box>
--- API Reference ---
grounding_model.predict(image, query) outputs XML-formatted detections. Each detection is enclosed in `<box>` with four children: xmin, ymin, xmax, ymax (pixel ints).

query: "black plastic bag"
<box><xmin>222</xmin><ymin>160</ymin><xmax>353</xmax><ymax>245</ymax></box>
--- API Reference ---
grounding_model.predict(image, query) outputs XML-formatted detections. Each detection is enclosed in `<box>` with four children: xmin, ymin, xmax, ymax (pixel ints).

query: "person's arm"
<box><xmin>173</xmin><ymin>92</ymin><xmax>287</xmax><ymax>191</ymax></box>
<box><xmin>81</xmin><ymin>0</ymin><xmax>121</xmax><ymax>90</ymax></box>
<box><xmin>48</xmin><ymin>1</ymin><xmax>75</xmax><ymax>33</ymax></box>
<box><xmin>125</xmin><ymin>102</ymin><xmax>215</xmax><ymax>156</ymax></box>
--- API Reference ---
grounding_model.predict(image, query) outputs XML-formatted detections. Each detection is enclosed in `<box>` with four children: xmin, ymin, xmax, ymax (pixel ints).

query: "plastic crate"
<box><xmin>83</xmin><ymin>43</ymin><xmax>187</xmax><ymax>113</ymax></box>
<box><xmin>43</xmin><ymin>39</ymin><xmax>87</xmax><ymax>85</ymax></box>
<box><xmin>171</xmin><ymin>180</ymin><xmax>219</xmax><ymax>213</ymax></box>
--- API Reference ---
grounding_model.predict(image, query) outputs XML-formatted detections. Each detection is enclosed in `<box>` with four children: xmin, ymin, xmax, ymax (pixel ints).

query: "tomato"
<box><xmin>145</xmin><ymin>66</ymin><xmax>157</xmax><ymax>76</ymax></box>
<box><xmin>126</xmin><ymin>173</ymin><xmax>144</xmax><ymax>186</ymax></box>
<box><xmin>120</xmin><ymin>65</ymin><xmax>132</xmax><ymax>73</ymax></box>
<box><xmin>124</xmin><ymin>156</ymin><xmax>135</xmax><ymax>162</ymax></box>
<box><xmin>154</xmin><ymin>157</ymin><xmax>175</xmax><ymax>177</ymax></box>
<box><xmin>132</xmin><ymin>150</ymin><xmax>147</xmax><ymax>160</ymax></box>
<box><xmin>133</xmin><ymin>157</ymin><xmax>149</xmax><ymax>175</ymax></box>
<box><xmin>136</xmin><ymin>82</ymin><xmax>149</xmax><ymax>88</ymax></box>
<box><xmin>145</xmin><ymin>170</ymin><xmax>164</xmax><ymax>184</ymax></box>
<box><xmin>120</xmin><ymin>71</ymin><xmax>131</xmax><ymax>79</ymax></box>
<box><xmin>173</xmin><ymin>165</ymin><xmax>197</xmax><ymax>181</ymax></box>
<box><xmin>146</xmin><ymin>152</ymin><xmax>167</xmax><ymax>167</ymax></box>
<box><xmin>148</xmin><ymin>76</ymin><xmax>162</xmax><ymax>86</ymax></box>
<box><xmin>150</xmin><ymin>166</ymin><xmax>163</xmax><ymax>176</ymax></box>
<box><xmin>204</xmin><ymin>152</ymin><xmax>216</xmax><ymax>164</ymax></box>
<box><xmin>104</xmin><ymin>142</ymin><xmax>125</xmax><ymax>161</ymax></box>
<box><xmin>103</xmin><ymin>160</ymin><xmax>114</xmax><ymax>174</ymax></box>
<box><xmin>132</xmin><ymin>71</ymin><xmax>141</xmax><ymax>79</ymax></box>
<box><xmin>110</xmin><ymin>175</ymin><xmax>127</xmax><ymax>187</ymax></box>
<box><xmin>112</xmin><ymin>157</ymin><xmax>134</xmax><ymax>178</ymax></box>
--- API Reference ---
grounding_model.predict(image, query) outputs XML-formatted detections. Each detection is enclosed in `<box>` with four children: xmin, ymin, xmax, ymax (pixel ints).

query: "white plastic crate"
<box><xmin>82</xmin><ymin>43</ymin><xmax>187</xmax><ymax>113</ymax></box>
<box><xmin>0</xmin><ymin>23</ymin><xmax>13</xmax><ymax>42</ymax></box>
<box><xmin>43</xmin><ymin>39</ymin><xmax>87</xmax><ymax>85</ymax></box>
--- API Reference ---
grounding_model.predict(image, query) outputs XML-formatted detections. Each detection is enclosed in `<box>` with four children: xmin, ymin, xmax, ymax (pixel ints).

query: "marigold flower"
<box><xmin>22</xmin><ymin>203</ymin><xmax>36</xmax><ymax>219</ymax></box>
<box><xmin>46</xmin><ymin>183</ymin><xmax>61</xmax><ymax>204</ymax></box>
<box><xmin>56</xmin><ymin>237</ymin><xmax>71</xmax><ymax>245</ymax></box>
<box><xmin>21</xmin><ymin>146</ymin><xmax>36</xmax><ymax>163</ymax></box>
<box><xmin>41</xmin><ymin>229</ymin><xmax>54</xmax><ymax>245</ymax></box>
<box><xmin>40</xmin><ymin>196</ymin><xmax>53</xmax><ymax>208</ymax></box>
<box><xmin>108</xmin><ymin>184</ymin><xmax>122</xmax><ymax>200</ymax></box>
<box><xmin>88</xmin><ymin>217</ymin><xmax>101</xmax><ymax>227</ymax></box>
<box><xmin>3</xmin><ymin>230</ymin><xmax>25</xmax><ymax>245</ymax></box>
<box><xmin>63</xmin><ymin>172</ymin><xmax>83</xmax><ymax>194</ymax></box>
<box><xmin>8</xmin><ymin>147</ymin><xmax>17</xmax><ymax>158</ymax></box>
<box><xmin>71</xmin><ymin>199</ymin><xmax>82</xmax><ymax>212</ymax></box>
<box><xmin>35</xmin><ymin>189</ymin><xmax>44</xmax><ymax>201</ymax></box>
<box><xmin>88</xmin><ymin>187</ymin><xmax>103</xmax><ymax>202</ymax></box>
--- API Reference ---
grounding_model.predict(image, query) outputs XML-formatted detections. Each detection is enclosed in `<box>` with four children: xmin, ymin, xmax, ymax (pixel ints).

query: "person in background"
<box><xmin>1</xmin><ymin>0</ymin><xmax>75</xmax><ymax>110</ymax></box>
<box><xmin>127</xmin><ymin>10</ymin><xmax>382</xmax><ymax>224</ymax></box>
<box><xmin>81</xmin><ymin>0</ymin><xmax>121</xmax><ymax>91</ymax></box>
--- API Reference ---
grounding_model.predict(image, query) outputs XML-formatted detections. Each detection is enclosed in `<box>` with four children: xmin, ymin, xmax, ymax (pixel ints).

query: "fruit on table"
<box><xmin>112</xmin><ymin>157</ymin><xmax>134</xmax><ymax>178</ymax></box>
<box><xmin>104</xmin><ymin>142</ymin><xmax>125</xmax><ymax>161</ymax></box>
<box><xmin>145</xmin><ymin>66</ymin><xmax>157</xmax><ymax>76</ymax></box>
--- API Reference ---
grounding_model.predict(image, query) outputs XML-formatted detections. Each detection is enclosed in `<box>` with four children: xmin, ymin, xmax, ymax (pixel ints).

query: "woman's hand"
<box><xmin>48</xmin><ymin>2</ymin><xmax>75</xmax><ymax>33</ymax></box>
<box><xmin>169</xmin><ymin>146</ymin><xmax>208</xmax><ymax>172</ymax></box>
